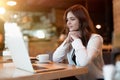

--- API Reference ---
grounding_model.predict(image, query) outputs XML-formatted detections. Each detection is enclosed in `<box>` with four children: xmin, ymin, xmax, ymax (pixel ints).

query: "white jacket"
<box><xmin>53</xmin><ymin>34</ymin><xmax>104</xmax><ymax>80</ymax></box>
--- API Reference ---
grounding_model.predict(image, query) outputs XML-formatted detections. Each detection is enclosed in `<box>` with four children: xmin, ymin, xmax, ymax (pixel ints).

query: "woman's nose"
<box><xmin>67</xmin><ymin>21</ymin><xmax>71</xmax><ymax>25</ymax></box>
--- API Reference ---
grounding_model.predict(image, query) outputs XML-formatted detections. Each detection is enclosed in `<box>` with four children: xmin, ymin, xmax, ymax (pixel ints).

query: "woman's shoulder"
<box><xmin>91</xmin><ymin>33</ymin><xmax>102</xmax><ymax>38</ymax></box>
<box><xmin>91</xmin><ymin>33</ymin><xmax>103</xmax><ymax>41</ymax></box>
<box><xmin>88</xmin><ymin>34</ymin><xmax>103</xmax><ymax>46</ymax></box>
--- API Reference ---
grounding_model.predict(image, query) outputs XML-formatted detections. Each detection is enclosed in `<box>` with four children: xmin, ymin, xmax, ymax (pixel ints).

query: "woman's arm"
<box><xmin>53</xmin><ymin>39</ymin><xmax>71</xmax><ymax>62</ymax></box>
<box><xmin>72</xmin><ymin>34</ymin><xmax>103</xmax><ymax>66</ymax></box>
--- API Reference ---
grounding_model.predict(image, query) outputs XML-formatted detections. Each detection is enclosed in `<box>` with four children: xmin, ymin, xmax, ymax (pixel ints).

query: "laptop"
<box><xmin>4</xmin><ymin>22</ymin><xmax>65</xmax><ymax>73</ymax></box>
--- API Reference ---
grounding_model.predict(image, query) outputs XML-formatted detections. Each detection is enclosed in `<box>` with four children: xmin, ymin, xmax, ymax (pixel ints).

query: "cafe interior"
<box><xmin>0</xmin><ymin>0</ymin><xmax>120</xmax><ymax>80</ymax></box>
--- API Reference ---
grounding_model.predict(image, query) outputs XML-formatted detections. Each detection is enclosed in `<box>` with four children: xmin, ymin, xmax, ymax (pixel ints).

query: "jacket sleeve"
<box><xmin>53</xmin><ymin>40</ymin><xmax>71</xmax><ymax>62</ymax></box>
<box><xmin>71</xmin><ymin>35</ymin><xmax>103</xmax><ymax>66</ymax></box>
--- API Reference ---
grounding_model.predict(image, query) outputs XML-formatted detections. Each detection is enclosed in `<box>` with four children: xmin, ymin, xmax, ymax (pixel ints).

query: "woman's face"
<box><xmin>66</xmin><ymin>11</ymin><xmax>80</xmax><ymax>32</ymax></box>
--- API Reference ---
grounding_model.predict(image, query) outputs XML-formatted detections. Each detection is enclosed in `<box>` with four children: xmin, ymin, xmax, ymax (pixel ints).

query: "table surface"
<box><xmin>0</xmin><ymin>56</ymin><xmax>88</xmax><ymax>80</ymax></box>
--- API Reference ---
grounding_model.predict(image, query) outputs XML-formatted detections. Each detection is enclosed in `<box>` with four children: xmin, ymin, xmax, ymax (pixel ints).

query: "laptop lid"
<box><xmin>4</xmin><ymin>22</ymin><xmax>35</xmax><ymax>73</ymax></box>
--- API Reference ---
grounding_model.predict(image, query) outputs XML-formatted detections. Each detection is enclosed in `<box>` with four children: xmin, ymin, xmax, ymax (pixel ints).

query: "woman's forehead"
<box><xmin>67</xmin><ymin>12</ymin><xmax>76</xmax><ymax>18</ymax></box>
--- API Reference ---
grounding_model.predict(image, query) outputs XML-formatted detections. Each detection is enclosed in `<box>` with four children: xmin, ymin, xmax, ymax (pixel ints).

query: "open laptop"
<box><xmin>4</xmin><ymin>22</ymin><xmax>65</xmax><ymax>73</ymax></box>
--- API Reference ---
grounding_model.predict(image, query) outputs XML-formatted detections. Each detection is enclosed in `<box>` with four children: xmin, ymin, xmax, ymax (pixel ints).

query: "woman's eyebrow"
<box><xmin>67</xmin><ymin>16</ymin><xmax>76</xmax><ymax>19</ymax></box>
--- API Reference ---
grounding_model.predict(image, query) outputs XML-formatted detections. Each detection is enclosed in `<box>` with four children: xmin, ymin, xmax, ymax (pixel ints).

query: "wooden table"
<box><xmin>0</xmin><ymin>56</ymin><xmax>88</xmax><ymax>80</ymax></box>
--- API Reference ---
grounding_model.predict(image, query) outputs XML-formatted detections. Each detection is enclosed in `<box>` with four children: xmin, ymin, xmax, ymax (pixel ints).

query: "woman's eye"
<box><xmin>71</xmin><ymin>18</ymin><xmax>75</xmax><ymax>21</ymax></box>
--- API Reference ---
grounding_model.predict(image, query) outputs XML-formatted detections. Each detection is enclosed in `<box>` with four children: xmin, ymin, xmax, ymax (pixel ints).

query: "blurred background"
<box><xmin>0</xmin><ymin>0</ymin><xmax>118</xmax><ymax>64</ymax></box>
<box><xmin>0</xmin><ymin>0</ymin><xmax>113</xmax><ymax>43</ymax></box>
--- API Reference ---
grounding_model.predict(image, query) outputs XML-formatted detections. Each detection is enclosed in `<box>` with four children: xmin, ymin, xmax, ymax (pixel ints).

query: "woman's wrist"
<box><xmin>72</xmin><ymin>39</ymin><xmax>85</xmax><ymax>50</ymax></box>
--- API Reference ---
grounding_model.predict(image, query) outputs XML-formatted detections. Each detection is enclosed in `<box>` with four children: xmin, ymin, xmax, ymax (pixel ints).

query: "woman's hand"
<box><xmin>68</xmin><ymin>31</ymin><xmax>81</xmax><ymax>41</ymax></box>
<box><xmin>65</xmin><ymin>31</ymin><xmax>81</xmax><ymax>43</ymax></box>
<box><xmin>65</xmin><ymin>33</ymin><xmax>73</xmax><ymax>43</ymax></box>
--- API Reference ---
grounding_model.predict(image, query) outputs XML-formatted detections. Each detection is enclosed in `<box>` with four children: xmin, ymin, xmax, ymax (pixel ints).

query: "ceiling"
<box><xmin>0</xmin><ymin>0</ymin><xmax>111</xmax><ymax>14</ymax></box>
<box><xmin>0</xmin><ymin>0</ymin><xmax>111</xmax><ymax>17</ymax></box>
<box><xmin>1</xmin><ymin>0</ymin><xmax>87</xmax><ymax>12</ymax></box>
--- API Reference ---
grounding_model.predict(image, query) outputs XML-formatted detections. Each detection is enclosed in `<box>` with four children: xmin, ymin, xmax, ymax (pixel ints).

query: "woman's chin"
<box><xmin>69</xmin><ymin>29</ymin><xmax>75</xmax><ymax>32</ymax></box>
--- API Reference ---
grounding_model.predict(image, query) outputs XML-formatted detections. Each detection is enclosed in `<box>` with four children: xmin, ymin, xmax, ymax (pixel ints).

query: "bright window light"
<box><xmin>13</xmin><ymin>14</ymin><xmax>18</xmax><ymax>18</ymax></box>
<box><xmin>0</xmin><ymin>7</ymin><xmax>6</xmax><ymax>14</ymax></box>
<box><xmin>34</xmin><ymin>30</ymin><xmax>45</xmax><ymax>39</ymax></box>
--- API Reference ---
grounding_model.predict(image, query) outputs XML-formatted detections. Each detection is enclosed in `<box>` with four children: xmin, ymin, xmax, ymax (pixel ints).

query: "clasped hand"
<box><xmin>66</xmin><ymin>31</ymin><xmax>81</xmax><ymax>43</ymax></box>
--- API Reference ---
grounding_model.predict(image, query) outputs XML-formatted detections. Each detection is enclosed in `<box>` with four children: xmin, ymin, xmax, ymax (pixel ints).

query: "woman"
<box><xmin>53</xmin><ymin>4</ymin><xmax>104</xmax><ymax>80</ymax></box>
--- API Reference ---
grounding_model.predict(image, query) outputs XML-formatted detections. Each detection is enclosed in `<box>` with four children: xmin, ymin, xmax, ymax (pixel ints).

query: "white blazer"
<box><xmin>53</xmin><ymin>34</ymin><xmax>104</xmax><ymax>80</ymax></box>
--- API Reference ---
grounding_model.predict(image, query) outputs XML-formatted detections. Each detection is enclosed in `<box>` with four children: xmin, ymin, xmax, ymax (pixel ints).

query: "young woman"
<box><xmin>53</xmin><ymin>4</ymin><xmax>104</xmax><ymax>80</ymax></box>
